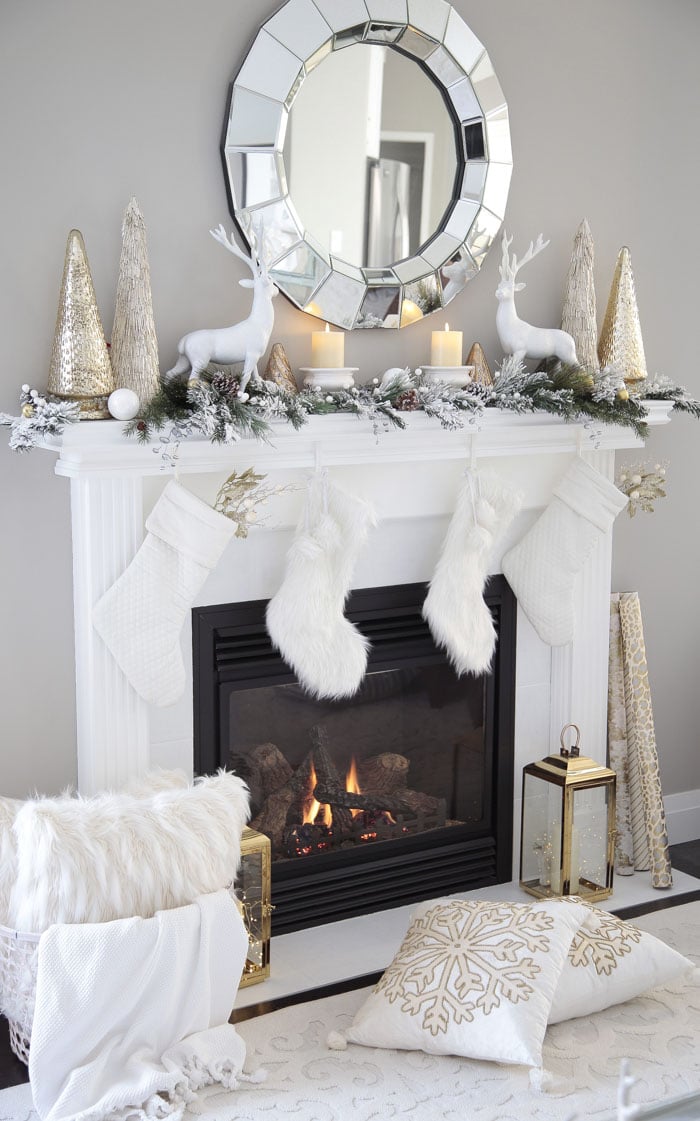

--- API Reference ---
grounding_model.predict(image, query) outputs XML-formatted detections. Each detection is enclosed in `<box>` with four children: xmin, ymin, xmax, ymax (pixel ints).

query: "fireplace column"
<box><xmin>67</xmin><ymin>473</ymin><xmax>149</xmax><ymax>794</ymax></box>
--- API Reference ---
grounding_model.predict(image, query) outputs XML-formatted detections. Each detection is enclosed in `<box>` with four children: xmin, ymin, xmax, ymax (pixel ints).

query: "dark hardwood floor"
<box><xmin>1</xmin><ymin>840</ymin><xmax>699</xmax><ymax>1093</ymax></box>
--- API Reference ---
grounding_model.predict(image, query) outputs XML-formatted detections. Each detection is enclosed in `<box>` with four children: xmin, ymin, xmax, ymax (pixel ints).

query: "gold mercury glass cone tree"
<box><xmin>598</xmin><ymin>246</ymin><xmax>648</xmax><ymax>385</ymax></box>
<box><xmin>48</xmin><ymin>229</ymin><xmax>114</xmax><ymax>418</ymax></box>
<box><xmin>466</xmin><ymin>342</ymin><xmax>494</xmax><ymax>387</ymax></box>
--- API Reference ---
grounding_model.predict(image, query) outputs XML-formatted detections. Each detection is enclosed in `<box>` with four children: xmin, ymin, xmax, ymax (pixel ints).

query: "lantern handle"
<box><xmin>560</xmin><ymin>723</ymin><xmax>581</xmax><ymax>757</ymax></box>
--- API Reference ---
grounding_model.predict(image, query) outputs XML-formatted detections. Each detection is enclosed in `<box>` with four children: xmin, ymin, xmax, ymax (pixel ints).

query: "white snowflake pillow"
<box><xmin>336</xmin><ymin>898</ymin><xmax>588</xmax><ymax>1068</ymax></box>
<box><xmin>549</xmin><ymin>902</ymin><xmax>693</xmax><ymax>1024</ymax></box>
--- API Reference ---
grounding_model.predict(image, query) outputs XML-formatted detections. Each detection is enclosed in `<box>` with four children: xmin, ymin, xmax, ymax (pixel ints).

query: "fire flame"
<box><xmin>301</xmin><ymin>757</ymin><xmax>364</xmax><ymax>827</ymax></box>
<box><xmin>346</xmin><ymin>757</ymin><xmax>363</xmax><ymax>819</ymax></box>
<box><xmin>302</xmin><ymin>762</ymin><xmax>322</xmax><ymax>825</ymax></box>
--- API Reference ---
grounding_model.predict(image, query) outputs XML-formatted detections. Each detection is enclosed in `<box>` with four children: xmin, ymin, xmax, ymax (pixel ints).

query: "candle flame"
<box><xmin>325</xmin><ymin>323</ymin><xmax>330</xmax><ymax>333</ymax></box>
<box><xmin>445</xmin><ymin>323</ymin><xmax>450</xmax><ymax>332</ymax></box>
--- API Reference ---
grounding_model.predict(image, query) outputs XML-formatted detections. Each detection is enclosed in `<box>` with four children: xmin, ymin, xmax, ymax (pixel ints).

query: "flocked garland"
<box><xmin>3</xmin><ymin>360</ymin><xmax>700</xmax><ymax>454</ymax></box>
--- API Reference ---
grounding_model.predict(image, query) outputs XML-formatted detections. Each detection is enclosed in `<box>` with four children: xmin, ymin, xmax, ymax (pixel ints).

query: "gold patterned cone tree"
<box><xmin>598</xmin><ymin>247</ymin><xmax>647</xmax><ymax>385</ymax></box>
<box><xmin>466</xmin><ymin>342</ymin><xmax>493</xmax><ymax>387</ymax></box>
<box><xmin>561</xmin><ymin>219</ymin><xmax>599</xmax><ymax>371</ymax></box>
<box><xmin>48</xmin><ymin>229</ymin><xmax>114</xmax><ymax>418</ymax></box>
<box><xmin>111</xmin><ymin>198</ymin><xmax>161</xmax><ymax>405</ymax></box>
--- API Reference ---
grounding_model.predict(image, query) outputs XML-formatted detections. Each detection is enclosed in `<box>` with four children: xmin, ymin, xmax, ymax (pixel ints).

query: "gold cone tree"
<box><xmin>111</xmin><ymin>198</ymin><xmax>161</xmax><ymax>405</ymax></box>
<box><xmin>466</xmin><ymin>342</ymin><xmax>494</xmax><ymax>387</ymax></box>
<box><xmin>561</xmin><ymin>219</ymin><xmax>599</xmax><ymax>371</ymax></box>
<box><xmin>598</xmin><ymin>247</ymin><xmax>648</xmax><ymax>385</ymax></box>
<box><xmin>48</xmin><ymin>229</ymin><xmax>114</xmax><ymax>418</ymax></box>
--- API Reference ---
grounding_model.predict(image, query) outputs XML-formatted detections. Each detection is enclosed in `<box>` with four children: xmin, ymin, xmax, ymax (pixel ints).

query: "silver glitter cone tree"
<box><xmin>561</xmin><ymin>219</ymin><xmax>599</xmax><ymax>371</ymax></box>
<box><xmin>110</xmin><ymin>198</ymin><xmax>160</xmax><ymax>405</ymax></box>
<box><xmin>48</xmin><ymin>229</ymin><xmax>114</xmax><ymax>419</ymax></box>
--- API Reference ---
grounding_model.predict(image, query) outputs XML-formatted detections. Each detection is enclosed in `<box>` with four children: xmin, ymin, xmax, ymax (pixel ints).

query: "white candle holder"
<box><xmin>418</xmin><ymin>365</ymin><xmax>474</xmax><ymax>388</ymax></box>
<box><xmin>300</xmin><ymin>368</ymin><xmax>358</xmax><ymax>391</ymax></box>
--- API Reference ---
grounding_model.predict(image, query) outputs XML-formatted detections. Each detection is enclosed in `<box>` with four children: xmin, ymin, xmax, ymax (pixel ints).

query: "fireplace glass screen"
<box><xmin>228</xmin><ymin>664</ymin><xmax>488</xmax><ymax>864</ymax></box>
<box><xmin>194</xmin><ymin>580</ymin><xmax>516</xmax><ymax>933</ymax></box>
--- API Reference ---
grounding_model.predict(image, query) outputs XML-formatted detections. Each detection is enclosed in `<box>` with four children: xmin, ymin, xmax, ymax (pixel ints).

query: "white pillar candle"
<box><xmin>430</xmin><ymin>322</ymin><xmax>463</xmax><ymax>367</ymax></box>
<box><xmin>311</xmin><ymin>323</ymin><xmax>345</xmax><ymax>369</ymax></box>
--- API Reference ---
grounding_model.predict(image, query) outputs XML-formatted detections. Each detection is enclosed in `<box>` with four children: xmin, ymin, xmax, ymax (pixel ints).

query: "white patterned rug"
<box><xmin>1</xmin><ymin>904</ymin><xmax>699</xmax><ymax>1121</ymax></box>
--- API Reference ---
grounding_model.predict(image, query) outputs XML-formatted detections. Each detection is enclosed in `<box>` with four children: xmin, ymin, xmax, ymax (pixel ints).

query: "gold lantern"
<box><xmin>236</xmin><ymin>827</ymin><xmax>273</xmax><ymax>987</ymax></box>
<box><xmin>520</xmin><ymin>724</ymin><xmax>616</xmax><ymax>903</ymax></box>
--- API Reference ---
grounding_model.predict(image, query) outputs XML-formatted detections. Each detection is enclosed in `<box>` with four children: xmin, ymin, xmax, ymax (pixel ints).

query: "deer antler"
<box><xmin>499</xmin><ymin>231</ymin><xmax>513</xmax><ymax>279</ymax></box>
<box><xmin>511</xmin><ymin>233</ymin><xmax>550</xmax><ymax>277</ymax></box>
<box><xmin>209</xmin><ymin>224</ymin><xmax>256</xmax><ymax>273</ymax></box>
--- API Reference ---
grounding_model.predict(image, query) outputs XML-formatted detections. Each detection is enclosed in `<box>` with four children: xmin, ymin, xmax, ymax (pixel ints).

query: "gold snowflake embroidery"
<box><xmin>375</xmin><ymin>901</ymin><xmax>554</xmax><ymax>1037</ymax></box>
<box><xmin>567</xmin><ymin>906</ymin><xmax>642</xmax><ymax>976</ymax></box>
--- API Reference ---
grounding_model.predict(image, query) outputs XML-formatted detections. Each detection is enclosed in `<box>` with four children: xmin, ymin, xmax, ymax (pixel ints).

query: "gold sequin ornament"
<box><xmin>598</xmin><ymin>247</ymin><xmax>647</xmax><ymax>386</ymax></box>
<box><xmin>465</xmin><ymin>342</ymin><xmax>494</xmax><ymax>387</ymax></box>
<box><xmin>21</xmin><ymin>404</ymin><xmax>34</xmax><ymax>418</ymax></box>
<box><xmin>48</xmin><ymin>229</ymin><xmax>115</xmax><ymax>419</ymax></box>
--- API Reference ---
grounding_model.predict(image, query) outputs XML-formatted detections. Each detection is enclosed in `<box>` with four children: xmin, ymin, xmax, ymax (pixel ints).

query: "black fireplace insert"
<box><xmin>193</xmin><ymin>578</ymin><xmax>516</xmax><ymax>934</ymax></box>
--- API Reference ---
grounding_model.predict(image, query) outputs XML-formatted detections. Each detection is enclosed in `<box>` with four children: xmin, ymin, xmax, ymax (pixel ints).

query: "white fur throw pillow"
<box><xmin>0</xmin><ymin>797</ymin><xmax>23</xmax><ymax>926</ymax></box>
<box><xmin>549</xmin><ymin>901</ymin><xmax>693</xmax><ymax>1023</ymax></box>
<box><xmin>9</xmin><ymin>771</ymin><xmax>249</xmax><ymax>933</ymax></box>
<box><xmin>334</xmin><ymin>897</ymin><xmax>588</xmax><ymax>1068</ymax></box>
<box><xmin>0</xmin><ymin>771</ymin><xmax>189</xmax><ymax>928</ymax></box>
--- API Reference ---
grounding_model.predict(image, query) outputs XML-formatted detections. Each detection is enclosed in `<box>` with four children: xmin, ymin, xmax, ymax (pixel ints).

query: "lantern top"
<box><xmin>524</xmin><ymin>723</ymin><xmax>616</xmax><ymax>787</ymax></box>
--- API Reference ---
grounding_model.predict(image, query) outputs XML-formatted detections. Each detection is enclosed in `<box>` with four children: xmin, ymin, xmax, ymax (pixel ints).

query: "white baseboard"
<box><xmin>664</xmin><ymin>789</ymin><xmax>700</xmax><ymax>845</ymax></box>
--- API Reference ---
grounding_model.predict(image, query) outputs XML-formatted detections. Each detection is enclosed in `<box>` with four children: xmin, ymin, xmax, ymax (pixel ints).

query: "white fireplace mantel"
<box><xmin>41</xmin><ymin>402</ymin><xmax>672</xmax><ymax>477</ymax></box>
<box><xmin>38</xmin><ymin>403</ymin><xmax>672</xmax><ymax>833</ymax></box>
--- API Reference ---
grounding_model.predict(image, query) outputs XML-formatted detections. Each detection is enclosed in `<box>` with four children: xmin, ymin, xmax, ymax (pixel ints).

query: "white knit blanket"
<box><xmin>1</xmin><ymin>902</ymin><xmax>698</xmax><ymax>1121</ymax></box>
<box><xmin>28</xmin><ymin>891</ymin><xmax>252</xmax><ymax>1121</ymax></box>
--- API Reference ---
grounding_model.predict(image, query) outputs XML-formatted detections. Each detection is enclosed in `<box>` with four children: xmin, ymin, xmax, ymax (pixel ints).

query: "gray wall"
<box><xmin>1</xmin><ymin>1</ymin><xmax>698</xmax><ymax>799</ymax></box>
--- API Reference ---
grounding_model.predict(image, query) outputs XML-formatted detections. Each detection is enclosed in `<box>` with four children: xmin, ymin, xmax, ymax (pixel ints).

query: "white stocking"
<box><xmin>502</xmin><ymin>457</ymin><xmax>627</xmax><ymax>646</ymax></box>
<box><xmin>92</xmin><ymin>481</ymin><xmax>235</xmax><ymax>706</ymax></box>
<box><xmin>266</xmin><ymin>475</ymin><xmax>375</xmax><ymax>699</ymax></box>
<box><xmin>423</xmin><ymin>469</ymin><xmax>522</xmax><ymax>675</ymax></box>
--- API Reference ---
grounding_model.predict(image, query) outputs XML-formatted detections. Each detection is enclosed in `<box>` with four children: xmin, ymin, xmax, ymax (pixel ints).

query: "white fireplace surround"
<box><xmin>40</xmin><ymin>403</ymin><xmax>672</xmax><ymax>878</ymax></box>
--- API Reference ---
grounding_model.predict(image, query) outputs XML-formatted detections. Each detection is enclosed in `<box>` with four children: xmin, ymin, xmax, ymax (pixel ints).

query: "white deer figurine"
<box><xmin>165</xmin><ymin>223</ymin><xmax>278</xmax><ymax>397</ymax></box>
<box><xmin>495</xmin><ymin>232</ymin><xmax>578</xmax><ymax>366</ymax></box>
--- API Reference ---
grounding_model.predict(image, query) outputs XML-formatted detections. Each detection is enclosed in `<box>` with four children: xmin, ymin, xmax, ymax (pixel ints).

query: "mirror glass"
<box><xmin>223</xmin><ymin>0</ymin><xmax>512</xmax><ymax>330</ymax></box>
<box><xmin>284</xmin><ymin>44</ymin><xmax>458</xmax><ymax>269</ymax></box>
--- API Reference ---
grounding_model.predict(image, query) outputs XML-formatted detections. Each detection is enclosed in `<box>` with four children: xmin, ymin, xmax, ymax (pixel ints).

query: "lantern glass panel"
<box><xmin>573</xmin><ymin>784</ymin><xmax>610</xmax><ymax>892</ymax></box>
<box><xmin>521</xmin><ymin>770</ymin><xmax>563</xmax><ymax>893</ymax></box>
<box><xmin>237</xmin><ymin>828</ymin><xmax>272</xmax><ymax>986</ymax></box>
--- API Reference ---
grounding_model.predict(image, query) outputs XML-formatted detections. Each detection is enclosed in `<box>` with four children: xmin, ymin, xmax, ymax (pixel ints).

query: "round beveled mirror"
<box><xmin>222</xmin><ymin>0</ymin><xmax>512</xmax><ymax>330</ymax></box>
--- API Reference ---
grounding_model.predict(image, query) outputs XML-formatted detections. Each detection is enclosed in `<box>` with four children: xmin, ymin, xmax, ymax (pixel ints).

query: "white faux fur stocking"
<box><xmin>266</xmin><ymin>474</ymin><xmax>375</xmax><ymax>699</ymax></box>
<box><xmin>92</xmin><ymin>481</ymin><xmax>236</xmax><ymax>706</ymax></box>
<box><xmin>502</xmin><ymin>457</ymin><xmax>628</xmax><ymax>646</ymax></box>
<box><xmin>423</xmin><ymin>469</ymin><xmax>522</xmax><ymax>675</ymax></box>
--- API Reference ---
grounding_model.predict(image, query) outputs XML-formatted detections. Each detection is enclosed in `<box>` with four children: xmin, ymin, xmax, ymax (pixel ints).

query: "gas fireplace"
<box><xmin>194</xmin><ymin>579</ymin><xmax>516</xmax><ymax>933</ymax></box>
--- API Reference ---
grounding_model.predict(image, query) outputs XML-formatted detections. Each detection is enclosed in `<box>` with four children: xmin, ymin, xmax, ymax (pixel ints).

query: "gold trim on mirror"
<box><xmin>222</xmin><ymin>0</ymin><xmax>512</xmax><ymax>329</ymax></box>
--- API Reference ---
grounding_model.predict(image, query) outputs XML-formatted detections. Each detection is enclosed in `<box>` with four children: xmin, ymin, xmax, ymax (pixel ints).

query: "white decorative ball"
<box><xmin>108</xmin><ymin>388</ymin><xmax>140</xmax><ymax>421</ymax></box>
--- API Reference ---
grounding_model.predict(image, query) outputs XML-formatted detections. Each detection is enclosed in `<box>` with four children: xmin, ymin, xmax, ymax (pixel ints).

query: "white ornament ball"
<box><xmin>108</xmin><ymin>388</ymin><xmax>140</xmax><ymax>421</ymax></box>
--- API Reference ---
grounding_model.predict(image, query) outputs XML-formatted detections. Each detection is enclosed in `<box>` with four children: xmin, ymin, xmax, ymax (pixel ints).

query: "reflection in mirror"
<box><xmin>284</xmin><ymin>44</ymin><xmax>458</xmax><ymax>270</ymax></box>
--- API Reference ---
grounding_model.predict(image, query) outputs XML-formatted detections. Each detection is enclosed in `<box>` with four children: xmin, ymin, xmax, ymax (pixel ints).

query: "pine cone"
<box><xmin>211</xmin><ymin>370</ymin><xmax>240</xmax><ymax>397</ymax></box>
<box><xmin>396</xmin><ymin>389</ymin><xmax>420</xmax><ymax>411</ymax></box>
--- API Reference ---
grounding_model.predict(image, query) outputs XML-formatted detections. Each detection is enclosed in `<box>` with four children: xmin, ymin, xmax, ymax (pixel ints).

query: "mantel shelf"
<box><xmin>39</xmin><ymin>401</ymin><xmax>673</xmax><ymax>478</ymax></box>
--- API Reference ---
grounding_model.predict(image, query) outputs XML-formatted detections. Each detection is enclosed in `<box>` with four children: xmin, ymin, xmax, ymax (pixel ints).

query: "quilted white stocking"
<box><xmin>266</xmin><ymin>474</ymin><xmax>375</xmax><ymax>699</ymax></box>
<box><xmin>92</xmin><ymin>481</ymin><xmax>236</xmax><ymax>706</ymax></box>
<box><xmin>423</xmin><ymin>469</ymin><xmax>522</xmax><ymax>675</ymax></box>
<box><xmin>502</xmin><ymin>458</ymin><xmax>628</xmax><ymax>646</ymax></box>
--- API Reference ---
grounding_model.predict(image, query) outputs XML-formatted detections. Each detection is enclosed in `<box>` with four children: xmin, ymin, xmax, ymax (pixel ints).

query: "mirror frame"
<box><xmin>222</xmin><ymin>0</ymin><xmax>512</xmax><ymax>329</ymax></box>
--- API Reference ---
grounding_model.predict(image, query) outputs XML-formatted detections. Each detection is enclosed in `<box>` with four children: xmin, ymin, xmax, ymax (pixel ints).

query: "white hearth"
<box><xmin>41</xmin><ymin>403</ymin><xmax>671</xmax><ymax>880</ymax></box>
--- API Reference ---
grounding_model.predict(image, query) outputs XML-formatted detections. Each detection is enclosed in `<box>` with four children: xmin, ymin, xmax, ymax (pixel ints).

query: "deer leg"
<box><xmin>164</xmin><ymin>353</ymin><xmax>191</xmax><ymax>382</ymax></box>
<box><xmin>238</xmin><ymin>353</ymin><xmax>258</xmax><ymax>398</ymax></box>
<box><xmin>187</xmin><ymin>359</ymin><xmax>213</xmax><ymax>388</ymax></box>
